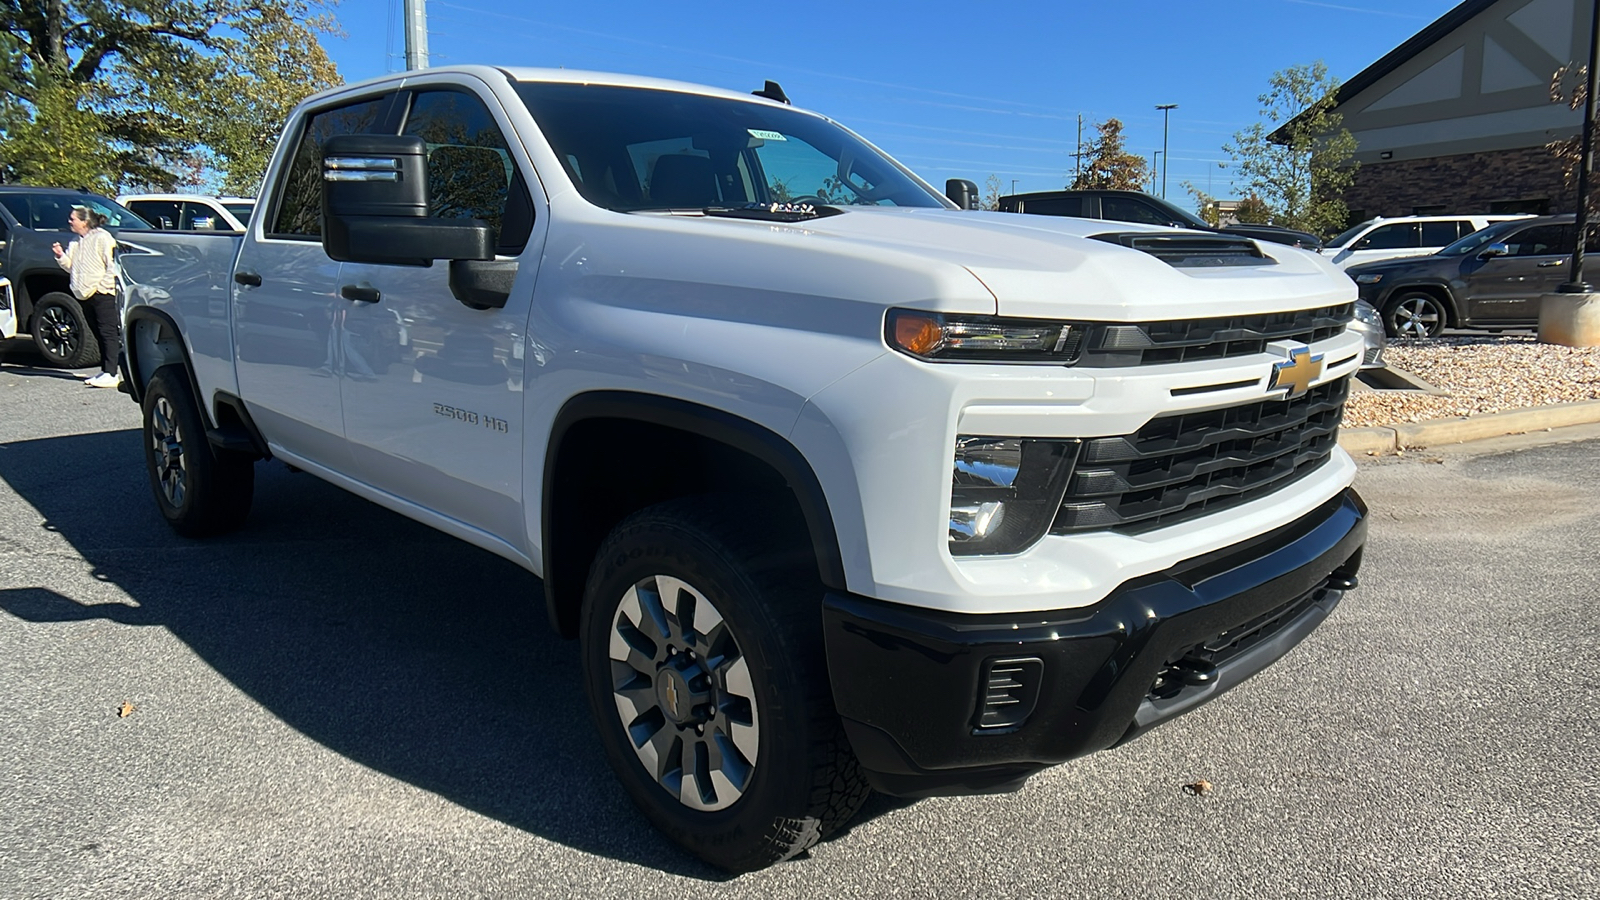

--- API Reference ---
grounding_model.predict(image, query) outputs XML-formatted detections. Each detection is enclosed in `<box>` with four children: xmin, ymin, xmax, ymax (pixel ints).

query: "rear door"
<box><xmin>1339</xmin><ymin>222</ymin><xmax>1421</xmax><ymax>266</ymax></box>
<box><xmin>1462</xmin><ymin>223</ymin><xmax>1573</xmax><ymax>323</ymax></box>
<box><xmin>232</xmin><ymin>91</ymin><xmax>402</xmax><ymax>469</ymax></box>
<box><xmin>334</xmin><ymin>80</ymin><xmax>544</xmax><ymax>542</ymax></box>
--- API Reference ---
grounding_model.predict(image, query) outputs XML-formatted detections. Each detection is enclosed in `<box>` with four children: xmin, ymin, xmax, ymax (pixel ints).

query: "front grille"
<box><xmin>1052</xmin><ymin>376</ymin><xmax>1349</xmax><ymax>534</ymax></box>
<box><xmin>1074</xmin><ymin>303</ymin><xmax>1353</xmax><ymax>367</ymax></box>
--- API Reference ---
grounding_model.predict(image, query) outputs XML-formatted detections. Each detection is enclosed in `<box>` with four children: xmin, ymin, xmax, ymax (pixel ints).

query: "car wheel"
<box><xmin>31</xmin><ymin>292</ymin><xmax>100</xmax><ymax>368</ymax></box>
<box><xmin>142</xmin><ymin>365</ymin><xmax>255</xmax><ymax>537</ymax></box>
<box><xmin>1384</xmin><ymin>292</ymin><xmax>1449</xmax><ymax>339</ymax></box>
<box><xmin>580</xmin><ymin>497</ymin><xmax>870</xmax><ymax>872</ymax></box>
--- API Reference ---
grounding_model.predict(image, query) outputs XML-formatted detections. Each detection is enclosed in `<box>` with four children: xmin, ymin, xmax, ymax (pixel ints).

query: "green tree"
<box><xmin>1233</xmin><ymin>194</ymin><xmax>1274</xmax><ymax>224</ymax></box>
<box><xmin>0</xmin><ymin>1</ymin><xmax>341</xmax><ymax>192</ymax></box>
<box><xmin>1182</xmin><ymin>182</ymin><xmax>1221</xmax><ymax>226</ymax></box>
<box><xmin>1070</xmin><ymin>118</ymin><xmax>1149</xmax><ymax>191</ymax></box>
<box><xmin>1549</xmin><ymin>63</ymin><xmax>1599</xmax><ymax>215</ymax></box>
<box><xmin>1224</xmin><ymin>61</ymin><xmax>1357</xmax><ymax>236</ymax></box>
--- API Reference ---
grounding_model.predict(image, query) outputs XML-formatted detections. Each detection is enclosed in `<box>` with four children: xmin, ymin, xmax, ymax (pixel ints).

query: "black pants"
<box><xmin>82</xmin><ymin>292</ymin><xmax>121</xmax><ymax>375</ymax></box>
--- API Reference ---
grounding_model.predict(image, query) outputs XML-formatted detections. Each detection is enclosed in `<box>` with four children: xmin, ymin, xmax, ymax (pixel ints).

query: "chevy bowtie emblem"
<box><xmin>664</xmin><ymin>677</ymin><xmax>681</xmax><ymax>719</ymax></box>
<box><xmin>1269</xmin><ymin>345</ymin><xmax>1324</xmax><ymax>399</ymax></box>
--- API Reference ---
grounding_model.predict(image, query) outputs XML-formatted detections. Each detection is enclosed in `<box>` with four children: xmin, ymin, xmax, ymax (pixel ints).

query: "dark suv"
<box><xmin>0</xmin><ymin>186</ymin><xmax>152</xmax><ymax>367</ymax></box>
<box><xmin>998</xmin><ymin>189</ymin><xmax>1324</xmax><ymax>251</ymax></box>
<box><xmin>1346</xmin><ymin>214</ymin><xmax>1589</xmax><ymax>338</ymax></box>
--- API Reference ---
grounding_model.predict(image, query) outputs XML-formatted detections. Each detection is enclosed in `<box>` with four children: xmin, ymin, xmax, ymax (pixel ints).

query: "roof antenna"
<box><xmin>752</xmin><ymin>80</ymin><xmax>790</xmax><ymax>104</ymax></box>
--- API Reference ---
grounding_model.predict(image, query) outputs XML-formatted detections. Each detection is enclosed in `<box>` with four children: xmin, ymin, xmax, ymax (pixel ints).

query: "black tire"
<box><xmin>32</xmin><ymin>291</ymin><xmax>100</xmax><ymax>368</ymax></box>
<box><xmin>141</xmin><ymin>365</ymin><xmax>255</xmax><ymax>537</ymax></box>
<box><xmin>1383</xmin><ymin>291</ymin><xmax>1450</xmax><ymax>339</ymax></box>
<box><xmin>580</xmin><ymin>497</ymin><xmax>870</xmax><ymax>872</ymax></box>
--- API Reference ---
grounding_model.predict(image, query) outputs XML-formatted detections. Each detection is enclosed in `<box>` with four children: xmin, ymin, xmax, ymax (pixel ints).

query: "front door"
<box><xmin>336</xmin><ymin>83</ymin><xmax>543</xmax><ymax>543</ymax></box>
<box><xmin>233</xmin><ymin>91</ymin><xmax>401</xmax><ymax>469</ymax></box>
<box><xmin>1462</xmin><ymin>224</ymin><xmax>1573</xmax><ymax>325</ymax></box>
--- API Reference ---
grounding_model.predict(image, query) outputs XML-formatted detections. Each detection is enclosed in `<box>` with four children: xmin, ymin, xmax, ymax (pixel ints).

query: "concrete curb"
<box><xmin>1339</xmin><ymin>399</ymin><xmax>1600</xmax><ymax>455</ymax></box>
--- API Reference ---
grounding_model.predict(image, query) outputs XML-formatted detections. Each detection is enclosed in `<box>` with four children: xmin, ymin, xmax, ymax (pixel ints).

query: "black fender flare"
<box><xmin>123</xmin><ymin>306</ymin><xmax>269</xmax><ymax>459</ymax></box>
<box><xmin>542</xmin><ymin>391</ymin><xmax>847</xmax><ymax>634</ymax></box>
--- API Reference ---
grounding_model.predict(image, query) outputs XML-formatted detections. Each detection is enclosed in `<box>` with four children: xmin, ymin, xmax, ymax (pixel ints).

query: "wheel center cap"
<box><xmin>655</xmin><ymin>664</ymin><xmax>711</xmax><ymax>725</ymax></box>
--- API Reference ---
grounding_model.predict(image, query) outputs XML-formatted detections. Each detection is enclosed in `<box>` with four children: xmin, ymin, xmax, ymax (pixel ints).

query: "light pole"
<box><xmin>1156</xmin><ymin>103</ymin><xmax>1178</xmax><ymax>198</ymax></box>
<box><xmin>1012</xmin><ymin>179</ymin><xmax>1019</xmax><ymax>196</ymax></box>
<box><xmin>1560</xmin><ymin>0</ymin><xmax>1600</xmax><ymax>292</ymax></box>
<box><xmin>1152</xmin><ymin>151</ymin><xmax>1163</xmax><ymax>194</ymax></box>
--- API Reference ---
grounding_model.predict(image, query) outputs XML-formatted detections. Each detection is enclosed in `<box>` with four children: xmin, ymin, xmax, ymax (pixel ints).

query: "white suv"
<box><xmin>118</xmin><ymin>194</ymin><xmax>256</xmax><ymax>232</ymax></box>
<box><xmin>1322</xmin><ymin>214</ymin><xmax>1530</xmax><ymax>268</ymax></box>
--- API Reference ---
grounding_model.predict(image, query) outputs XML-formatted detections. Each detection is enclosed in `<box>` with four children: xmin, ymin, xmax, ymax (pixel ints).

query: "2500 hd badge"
<box><xmin>433</xmin><ymin>402</ymin><xmax>509</xmax><ymax>433</ymax></box>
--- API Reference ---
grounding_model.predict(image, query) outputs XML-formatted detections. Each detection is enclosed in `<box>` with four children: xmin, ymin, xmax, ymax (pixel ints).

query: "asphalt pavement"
<box><xmin>1</xmin><ymin>337</ymin><xmax>1596</xmax><ymax>899</ymax></box>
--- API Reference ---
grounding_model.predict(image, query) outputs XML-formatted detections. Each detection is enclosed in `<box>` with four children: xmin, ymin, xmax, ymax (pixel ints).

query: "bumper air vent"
<box><xmin>1090</xmin><ymin>231</ymin><xmax>1272</xmax><ymax>267</ymax></box>
<box><xmin>973</xmin><ymin>657</ymin><xmax>1044</xmax><ymax>733</ymax></box>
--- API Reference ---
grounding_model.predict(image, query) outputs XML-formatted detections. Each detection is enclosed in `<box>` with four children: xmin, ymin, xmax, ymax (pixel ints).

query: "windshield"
<box><xmin>1327</xmin><ymin>220</ymin><xmax>1374</xmax><ymax>249</ymax></box>
<box><xmin>222</xmin><ymin>202</ymin><xmax>255</xmax><ymax>224</ymax></box>
<box><xmin>1438</xmin><ymin>220</ymin><xmax>1522</xmax><ymax>256</ymax></box>
<box><xmin>0</xmin><ymin>191</ymin><xmax>152</xmax><ymax>230</ymax></box>
<box><xmin>513</xmin><ymin>82</ymin><xmax>948</xmax><ymax>212</ymax></box>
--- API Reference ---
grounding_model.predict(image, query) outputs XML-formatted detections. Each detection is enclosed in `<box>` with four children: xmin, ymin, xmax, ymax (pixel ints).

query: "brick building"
<box><xmin>1306</xmin><ymin>0</ymin><xmax>1590</xmax><ymax>222</ymax></box>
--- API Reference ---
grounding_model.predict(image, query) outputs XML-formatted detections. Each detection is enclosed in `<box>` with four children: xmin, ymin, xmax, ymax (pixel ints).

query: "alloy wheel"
<box><xmin>607</xmin><ymin>574</ymin><xmax>759</xmax><ymax>811</ymax></box>
<box><xmin>1392</xmin><ymin>296</ymin><xmax>1443</xmax><ymax>338</ymax></box>
<box><xmin>38</xmin><ymin>304</ymin><xmax>80</xmax><ymax>360</ymax></box>
<box><xmin>149</xmin><ymin>396</ymin><xmax>188</xmax><ymax>508</ymax></box>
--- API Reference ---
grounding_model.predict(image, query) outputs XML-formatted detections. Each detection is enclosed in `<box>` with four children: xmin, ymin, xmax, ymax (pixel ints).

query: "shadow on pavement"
<box><xmin>0</xmin><ymin>427</ymin><xmax>730</xmax><ymax>880</ymax></box>
<box><xmin>0</xmin><ymin>335</ymin><xmax>91</xmax><ymax>380</ymax></box>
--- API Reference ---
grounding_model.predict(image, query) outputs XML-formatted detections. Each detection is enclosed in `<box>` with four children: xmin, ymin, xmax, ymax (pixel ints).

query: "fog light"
<box><xmin>949</xmin><ymin>436</ymin><xmax>1079</xmax><ymax>555</ymax></box>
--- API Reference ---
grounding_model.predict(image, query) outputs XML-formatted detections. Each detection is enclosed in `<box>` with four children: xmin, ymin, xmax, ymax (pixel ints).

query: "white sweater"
<box><xmin>56</xmin><ymin>228</ymin><xmax>118</xmax><ymax>299</ymax></box>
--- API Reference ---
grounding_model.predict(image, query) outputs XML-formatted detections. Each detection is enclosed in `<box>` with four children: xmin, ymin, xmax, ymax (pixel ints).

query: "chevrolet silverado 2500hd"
<box><xmin>118</xmin><ymin>67</ymin><xmax>1366</xmax><ymax>872</ymax></box>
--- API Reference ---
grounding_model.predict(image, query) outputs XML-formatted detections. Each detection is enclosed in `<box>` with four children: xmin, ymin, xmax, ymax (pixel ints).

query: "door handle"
<box><xmin>340</xmin><ymin>283</ymin><xmax>382</xmax><ymax>303</ymax></box>
<box><xmin>1538</xmin><ymin>259</ymin><xmax>1566</xmax><ymax>267</ymax></box>
<box><xmin>234</xmin><ymin>270</ymin><xmax>262</xmax><ymax>286</ymax></box>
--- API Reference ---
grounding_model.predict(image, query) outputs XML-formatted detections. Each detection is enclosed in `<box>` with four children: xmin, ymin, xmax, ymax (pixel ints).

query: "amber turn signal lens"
<box><xmin>894</xmin><ymin>313</ymin><xmax>944</xmax><ymax>356</ymax></box>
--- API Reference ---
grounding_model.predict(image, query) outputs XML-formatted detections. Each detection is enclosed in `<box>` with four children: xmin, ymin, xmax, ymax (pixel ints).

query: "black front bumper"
<box><xmin>823</xmin><ymin>488</ymin><xmax>1366</xmax><ymax>798</ymax></box>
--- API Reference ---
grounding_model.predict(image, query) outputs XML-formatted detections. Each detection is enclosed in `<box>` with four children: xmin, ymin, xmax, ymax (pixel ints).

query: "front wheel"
<box><xmin>1384</xmin><ymin>291</ymin><xmax>1450</xmax><ymax>339</ymax></box>
<box><xmin>580</xmin><ymin>498</ymin><xmax>869</xmax><ymax>872</ymax></box>
<box><xmin>142</xmin><ymin>365</ymin><xmax>255</xmax><ymax>537</ymax></box>
<box><xmin>32</xmin><ymin>292</ymin><xmax>100</xmax><ymax>368</ymax></box>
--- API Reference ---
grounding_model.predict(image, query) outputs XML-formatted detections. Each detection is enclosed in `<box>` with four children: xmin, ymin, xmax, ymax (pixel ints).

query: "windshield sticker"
<box><xmin>748</xmin><ymin>129</ymin><xmax>786</xmax><ymax>141</ymax></box>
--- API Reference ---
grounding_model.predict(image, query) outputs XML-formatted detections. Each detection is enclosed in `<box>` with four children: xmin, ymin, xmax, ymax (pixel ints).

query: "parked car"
<box><xmin>0</xmin><ymin>186</ymin><xmax>153</xmax><ymax>367</ymax></box>
<box><xmin>118</xmin><ymin>194</ymin><xmax>256</xmax><ymax>231</ymax></box>
<box><xmin>1346</xmin><ymin>214</ymin><xmax>1587</xmax><ymax>338</ymax></box>
<box><xmin>1321</xmin><ymin>214</ymin><xmax>1530</xmax><ymax>269</ymax></box>
<box><xmin>998</xmin><ymin>189</ymin><xmax>1323</xmax><ymax>250</ymax></box>
<box><xmin>1349</xmin><ymin>300</ymin><xmax>1387</xmax><ymax>368</ymax></box>
<box><xmin>118</xmin><ymin>64</ymin><xmax>1367</xmax><ymax>872</ymax></box>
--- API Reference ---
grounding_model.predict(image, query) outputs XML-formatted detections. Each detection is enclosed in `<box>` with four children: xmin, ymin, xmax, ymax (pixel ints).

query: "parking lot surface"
<box><xmin>1</xmin><ymin>341</ymin><xmax>1596</xmax><ymax>899</ymax></box>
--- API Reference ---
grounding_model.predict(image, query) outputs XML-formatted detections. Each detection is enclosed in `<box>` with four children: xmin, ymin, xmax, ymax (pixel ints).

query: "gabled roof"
<box><xmin>1270</xmin><ymin>0</ymin><xmax>1494</xmax><ymax>142</ymax></box>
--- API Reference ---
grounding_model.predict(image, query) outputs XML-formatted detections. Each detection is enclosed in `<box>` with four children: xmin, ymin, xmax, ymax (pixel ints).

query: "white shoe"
<box><xmin>85</xmin><ymin>372</ymin><xmax>121</xmax><ymax>388</ymax></box>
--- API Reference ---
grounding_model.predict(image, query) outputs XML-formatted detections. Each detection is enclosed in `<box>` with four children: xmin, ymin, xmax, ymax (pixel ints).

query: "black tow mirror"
<box><xmin>945</xmin><ymin>178</ymin><xmax>980</xmax><ymax>210</ymax></box>
<box><xmin>321</xmin><ymin>134</ymin><xmax>494</xmax><ymax>267</ymax></box>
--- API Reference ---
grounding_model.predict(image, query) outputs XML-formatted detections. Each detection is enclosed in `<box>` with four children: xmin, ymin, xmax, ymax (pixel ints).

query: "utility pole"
<box><xmin>1152</xmin><ymin>151</ymin><xmax>1162</xmax><ymax>194</ymax></box>
<box><xmin>404</xmin><ymin>0</ymin><xmax>429</xmax><ymax>70</ymax></box>
<box><xmin>1074</xmin><ymin>114</ymin><xmax>1084</xmax><ymax>182</ymax></box>
<box><xmin>1156</xmin><ymin>103</ymin><xmax>1178</xmax><ymax>199</ymax></box>
<box><xmin>1561</xmin><ymin>0</ymin><xmax>1599</xmax><ymax>292</ymax></box>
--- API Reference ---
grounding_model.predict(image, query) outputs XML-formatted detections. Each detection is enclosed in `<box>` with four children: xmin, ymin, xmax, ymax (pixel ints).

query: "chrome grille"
<box><xmin>1074</xmin><ymin>304</ymin><xmax>1353</xmax><ymax>367</ymax></box>
<box><xmin>1052</xmin><ymin>377</ymin><xmax>1349</xmax><ymax>534</ymax></box>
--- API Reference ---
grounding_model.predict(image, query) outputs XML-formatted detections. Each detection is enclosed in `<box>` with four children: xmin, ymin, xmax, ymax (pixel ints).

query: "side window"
<box><xmin>403</xmin><ymin>89</ymin><xmax>534</xmax><ymax>253</ymax></box>
<box><xmin>1356</xmin><ymin>223</ymin><xmax>1418</xmax><ymax>250</ymax></box>
<box><xmin>1102</xmin><ymin>196</ymin><xmax>1175</xmax><ymax>226</ymax></box>
<box><xmin>0</xmin><ymin>197</ymin><xmax>26</xmax><ymax>228</ymax></box>
<box><xmin>1504</xmin><ymin>225</ymin><xmax>1573</xmax><ymax>257</ymax></box>
<box><xmin>270</xmin><ymin>94</ymin><xmax>398</xmax><ymax>238</ymax></box>
<box><xmin>131</xmin><ymin>200</ymin><xmax>181</xmax><ymax>229</ymax></box>
<box><xmin>1023</xmin><ymin>197</ymin><xmax>1082</xmax><ymax>217</ymax></box>
<box><xmin>182</xmin><ymin>202</ymin><xmax>219</xmax><ymax>230</ymax></box>
<box><xmin>1419</xmin><ymin>221</ymin><xmax>1460</xmax><ymax>246</ymax></box>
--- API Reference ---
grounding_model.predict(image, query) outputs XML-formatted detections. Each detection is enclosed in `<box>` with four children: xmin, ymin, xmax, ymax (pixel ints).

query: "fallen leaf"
<box><xmin>117</xmin><ymin>702</ymin><xmax>135</xmax><ymax>719</ymax></box>
<box><xmin>1182</xmin><ymin>780</ymin><xmax>1213</xmax><ymax>797</ymax></box>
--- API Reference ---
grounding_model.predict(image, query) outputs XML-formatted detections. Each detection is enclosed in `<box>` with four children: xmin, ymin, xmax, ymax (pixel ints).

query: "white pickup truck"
<box><xmin>118</xmin><ymin>66</ymin><xmax>1367</xmax><ymax>872</ymax></box>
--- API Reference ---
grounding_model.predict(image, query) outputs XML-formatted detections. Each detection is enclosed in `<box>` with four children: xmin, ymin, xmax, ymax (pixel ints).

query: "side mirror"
<box><xmin>1352</xmin><ymin>238</ymin><xmax>1371</xmax><ymax>250</ymax></box>
<box><xmin>945</xmin><ymin>178</ymin><xmax>980</xmax><ymax>210</ymax></box>
<box><xmin>321</xmin><ymin>134</ymin><xmax>495</xmax><ymax>267</ymax></box>
<box><xmin>1478</xmin><ymin>242</ymin><xmax>1509</xmax><ymax>259</ymax></box>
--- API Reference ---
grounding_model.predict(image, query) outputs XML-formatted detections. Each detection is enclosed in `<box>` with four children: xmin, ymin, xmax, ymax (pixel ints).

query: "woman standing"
<box><xmin>52</xmin><ymin>206</ymin><xmax>121</xmax><ymax>387</ymax></box>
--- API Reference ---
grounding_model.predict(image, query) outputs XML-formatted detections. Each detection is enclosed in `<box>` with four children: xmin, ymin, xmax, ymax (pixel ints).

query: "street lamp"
<box><xmin>1560</xmin><ymin>0</ymin><xmax>1600</xmax><ymax>292</ymax></box>
<box><xmin>1012</xmin><ymin>178</ymin><xmax>1019</xmax><ymax>196</ymax></box>
<box><xmin>1156</xmin><ymin>103</ymin><xmax>1178</xmax><ymax>199</ymax></box>
<box><xmin>1152</xmin><ymin>151</ymin><xmax>1163</xmax><ymax>194</ymax></box>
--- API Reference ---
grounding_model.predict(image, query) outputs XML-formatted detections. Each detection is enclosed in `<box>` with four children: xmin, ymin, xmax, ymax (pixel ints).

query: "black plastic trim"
<box><xmin>210</xmin><ymin>392</ymin><xmax>272</xmax><ymax>460</ymax></box>
<box><xmin>542</xmin><ymin>391</ymin><xmax>846</xmax><ymax>635</ymax></box>
<box><xmin>823</xmin><ymin>488</ymin><xmax>1366</xmax><ymax>798</ymax></box>
<box><xmin>122</xmin><ymin>307</ymin><xmax>207</xmax><ymax>424</ymax></box>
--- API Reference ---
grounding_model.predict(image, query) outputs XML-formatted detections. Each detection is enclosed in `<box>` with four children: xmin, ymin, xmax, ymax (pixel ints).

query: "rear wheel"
<box><xmin>142</xmin><ymin>365</ymin><xmax>255</xmax><ymax>537</ymax></box>
<box><xmin>32</xmin><ymin>292</ymin><xmax>100</xmax><ymax>368</ymax></box>
<box><xmin>1384</xmin><ymin>291</ymin><xmax>1450</xmax><ymax>339</ymax></box>
<box><xmin>580</xmin><ymin>497</ymin><xmax>869</xmax><ymax>872</ymax></box>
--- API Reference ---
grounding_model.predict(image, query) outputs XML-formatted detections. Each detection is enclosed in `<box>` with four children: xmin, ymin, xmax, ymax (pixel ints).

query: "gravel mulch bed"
<box><xmin>1342</xmin><ymin>333</ymin><xmax>1600</xmax><ymax>428</ymax></box>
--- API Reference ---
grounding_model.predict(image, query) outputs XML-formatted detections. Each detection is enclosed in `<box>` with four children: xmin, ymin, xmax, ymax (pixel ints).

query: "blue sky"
<box><xmin>319</xmin><ymin>0</ymin><xmax>1463</xmax><ymax>209</ymax></box>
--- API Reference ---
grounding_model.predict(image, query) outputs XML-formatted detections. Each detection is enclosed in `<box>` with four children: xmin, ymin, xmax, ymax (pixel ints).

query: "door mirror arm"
<box><xmin>449</xmin><ymin>258</ymin><xmax>518</xmax><ymax>309</ymax></box>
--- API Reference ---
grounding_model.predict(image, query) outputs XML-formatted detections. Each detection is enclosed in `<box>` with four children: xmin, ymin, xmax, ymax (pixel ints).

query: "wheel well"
<box><xmin>19</xmin><ymin>271</ymin><xmax>71</xmax><ymax>322</ymax></box>
<box><xmin>1387</xmin><ymin>284</ymin><xmax>1457</xmax><ymax>327</ymax></box>
<box><xmin>543</xmin><ymin>413</ymin><xmax>838</xmax><ymax>638</ymax></box>
<box><xmin>127</xmin><ymin>312</ymin><xmax>189</xmax><ymax>398</ymax></box>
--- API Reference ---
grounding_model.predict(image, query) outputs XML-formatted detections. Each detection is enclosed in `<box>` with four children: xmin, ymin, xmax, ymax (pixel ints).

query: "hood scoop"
<box><xmin>1090</xmin><ymin>232</ymin><xmax>1274</xmax><ymax>268</ymax></box>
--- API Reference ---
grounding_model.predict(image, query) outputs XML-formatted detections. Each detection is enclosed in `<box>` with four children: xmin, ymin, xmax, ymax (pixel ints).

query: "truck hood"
<box><xmin>789</xmin><ymin>207</ymin><xmax>1355</xmax><ymax>319</ymax></box>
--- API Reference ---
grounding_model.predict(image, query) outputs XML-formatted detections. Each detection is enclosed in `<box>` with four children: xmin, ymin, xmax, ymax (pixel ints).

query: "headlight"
<box><xmin>888</xmin><ymin>310</ymin><xmax>1086</xmax><ymax>362</ymax></box>
<box><xmin>949</xmin><ymin>437</ymin><xmax>1079</xmax><ymax>555</ymax></box>
<box><xmin>1353</xmin><ymin>273</ymin><xmax>1383</xmax><ymax>284</ymax></box>
<box><xmin>1354</xmin><ymin>301</ymin><xmax>1382</xmax><ymax>327</ymax></box>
